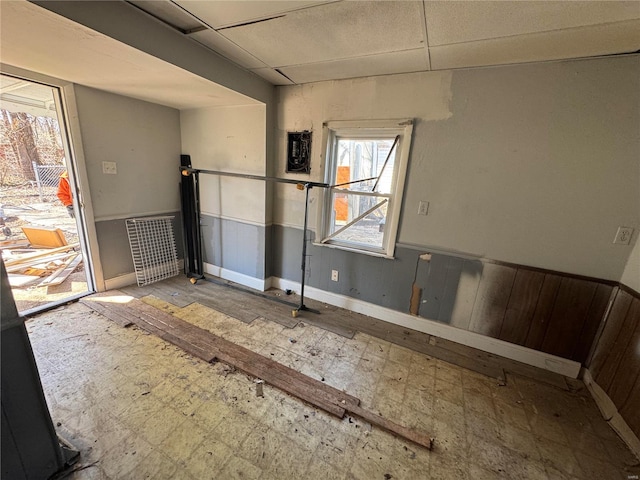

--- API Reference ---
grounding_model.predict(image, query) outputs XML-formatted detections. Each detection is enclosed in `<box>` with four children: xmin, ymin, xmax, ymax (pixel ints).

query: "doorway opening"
<box><xmin>0</xmin><ymin>74</ymin><xmax>94</xmax><ymax>314</ymax></box>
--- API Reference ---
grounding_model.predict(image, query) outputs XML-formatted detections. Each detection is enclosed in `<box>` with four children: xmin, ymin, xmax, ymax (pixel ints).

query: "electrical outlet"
<box><xmin>613</xmin><ymin>226</ymin><xmax>634</xmax><ymax>245</ymax></box>
<box><xmin>102</xmin><ymin>161</ymin><xmax>117</xmax><ymax>175</ymax></box>
<box><xmin>418</xmin><ymin>201</ymin><xmax>429</xmax><ymax>216</ymax></box>
<box><xmin>331</xmin><ymin>270</ymin><xmax>339</xmax><ymax>282</ymax></box>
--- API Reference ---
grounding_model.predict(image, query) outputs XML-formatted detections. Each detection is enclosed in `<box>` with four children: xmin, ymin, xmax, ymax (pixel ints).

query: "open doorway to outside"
<box><xmin>0</xmin><ymin>74</ymin><xmax>93</xmax><ymax>314</ymax></box>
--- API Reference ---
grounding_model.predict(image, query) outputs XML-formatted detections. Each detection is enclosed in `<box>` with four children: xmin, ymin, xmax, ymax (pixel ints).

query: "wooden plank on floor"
<box><xmin>81</xmin><ymin>293</ymin><xmax>134</xmax><ymax>327</ymax></box>
<box><xmin>90</xmin><ymin>290</ymin><xmax>434</xmax><ymax>450</ymax></box>
<box><xmin>100</xmin><ymin>291</ymin><xmax>357</xmax><ymax>417</ymax></box>
<box><xmin>347</xmin><ymin>403</ymin><xmax>434</xmax><ymax>450</ymax></box>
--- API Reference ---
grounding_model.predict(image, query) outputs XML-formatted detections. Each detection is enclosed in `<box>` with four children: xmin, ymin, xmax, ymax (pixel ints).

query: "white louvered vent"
<box><xmin>126</xmin><ymin>216</ymin><xmax>179</xmax><ymax>286</ymax></box>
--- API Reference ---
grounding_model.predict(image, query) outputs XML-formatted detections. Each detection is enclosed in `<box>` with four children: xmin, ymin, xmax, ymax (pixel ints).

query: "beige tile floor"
<box><xmin>26</xmin><ymin>295</ymin><xmax>639</xmax><ymax>480</ymax></box>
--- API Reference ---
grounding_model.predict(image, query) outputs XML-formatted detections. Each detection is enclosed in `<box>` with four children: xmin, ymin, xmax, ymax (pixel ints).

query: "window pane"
<box><xmin>328</xmin><ymin>192</ymin><xmax>388</xmax><ymax>249</ymax></box>
<box><xmin>335</xmin><ymin>138</ymin><xmax>396</xmax><ymax>194</ymax></box>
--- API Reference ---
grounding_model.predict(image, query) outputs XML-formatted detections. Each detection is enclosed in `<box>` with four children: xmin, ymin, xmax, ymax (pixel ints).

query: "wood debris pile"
<box><xmin>1</xmin><ymin>238</ymin><xmax>82</xmax><ymax>288</ymax></box>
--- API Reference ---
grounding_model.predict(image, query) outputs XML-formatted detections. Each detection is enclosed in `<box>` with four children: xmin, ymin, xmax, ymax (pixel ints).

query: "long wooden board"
<box><xmin>82</xmin><ymin>290</ymin><xmax>434</xmax><ymax>450</ymax></box>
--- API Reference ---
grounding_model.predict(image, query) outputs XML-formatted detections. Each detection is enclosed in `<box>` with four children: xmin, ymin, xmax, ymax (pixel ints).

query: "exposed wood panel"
<box><xmin>418</xmin><ymin>254</ymin><xmax>449</xmax><ymax>320</ymax></box>
<box><xmin>571</xmin><ymin>284</ymin><xmax>614</xmax><ymax>364</ymax></box>
<box><xmin>449</xmin><ymin>259</ymin><xmax>483</xmax><ymax>330</ymax></box>
<box><xmin>438</xmin><ymin>257</ymin><xmax>465</xmax><ymax>324</ymax></box>
<box><xmin>588</xmin><ymin>290</ymin><xmax>633</xmax><ymax>376</ymax></box>
<box><xmin>607</xmin><ymin>298</ymin><xmax>640</xmax><ymax>410</ymax></box>
<box><xmin>619</xmin><ymin>376</ymin><xmax>640</xmax><ymax>437</ymax></box>
<box><xmin>525</xmin><ymin>274</ymin><xmax>561</xmax><ymax>350</ymax></box>
<box><xmin>540</xmin><ymin>277</ymin><xmax>597</xmax><ymax>358</ymax></box>
<box><xmin>498</xmin><ymin>269</ymin><xmax>545</xmax><ymax>345</ymax></box>
<box><xmin>595</xmin><ymin>297</ymin><xmax>640</xmax><ymax>393</ymax></box>
<box><xmin>468</xmin><ymin>263</ymin><xmax>517</xmax><ymax>337</ymax></box>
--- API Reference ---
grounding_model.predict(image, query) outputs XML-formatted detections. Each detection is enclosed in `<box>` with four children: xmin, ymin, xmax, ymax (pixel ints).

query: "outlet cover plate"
<box><xmin>102</xmin><ymin>161</ymin><xmax>117</xmax><ymax>175</ymax></box>
<box><xmin>331</xmin><ymin>270</ymin><xmax>339</xmax><ymax>282</ymax></box>
<box><xmin>613</xmin><ymin>226</ymin><xmax>634</xmax><ymax>245</ymax></box>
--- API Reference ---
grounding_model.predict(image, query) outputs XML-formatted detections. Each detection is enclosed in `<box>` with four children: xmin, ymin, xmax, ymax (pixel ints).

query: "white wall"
<box><xmin>621</xmin><ymin>236</ymin><xmax>640</xmax><ymax>292</ymax></box>
<box><xmin>180</xmin><ymin>104</ymin><xmax>267</xmax><ymax>225</ymax></box>
<box><xmin>275</xmin><ymin>56</ymin><xmax>640</xmax><ymax>280</ymax></box>
<box><xmin>74</xmin><ymin>85</ymin><xmax>181</xmax><ymax>220</ymax></box>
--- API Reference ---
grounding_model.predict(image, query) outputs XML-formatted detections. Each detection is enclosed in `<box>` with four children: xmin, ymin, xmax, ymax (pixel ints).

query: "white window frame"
<box><xmin>316</xmin><ymin>119</ymin><xmax>413</xmax><ymax>258</ymax></box>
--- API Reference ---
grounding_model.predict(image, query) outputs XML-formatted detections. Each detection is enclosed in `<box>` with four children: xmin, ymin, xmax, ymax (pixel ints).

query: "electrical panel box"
<box><xmin>286</xmin><ymin>131</ymin><xmax>311</xmax><ymax>174</ymax></box>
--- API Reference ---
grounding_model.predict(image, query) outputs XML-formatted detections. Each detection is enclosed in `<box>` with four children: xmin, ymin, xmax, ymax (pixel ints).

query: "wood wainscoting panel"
<box><xmin>468</xmin><ymin>263</ymin><xmax>517</xmax><ymax>337</ymax></box>
<box><xmin>607</xmin><ymin>297</ymin><xmax>640</xmax><ymax>410</ymax></box>
<box><xmin>589</xmin><ymin>290</ymin><xmax>633</xmax><ymax>376</ymax></box>
<box><xmin>571</xmin><ymin>284</ymin><xmax>615</xmax><ymax>364</ymax></box>
<box><xmin>498</xmin><ymin>269</ymin><xmax>545</xmax><ymax>345</ymax></box>
<box><xmin>595</xmin><ymin>295</ymin><xmax>640</xmax><ymax>393</ymax></box>
<box><xmin>540</xmin><ymin>277</ymin><xmax>598</xmax><ymax>358</ymax></box>
<box><xmin>524</xmin><ymin>274</ymin><xmax>562</xmax><ymax>350</ymax></box>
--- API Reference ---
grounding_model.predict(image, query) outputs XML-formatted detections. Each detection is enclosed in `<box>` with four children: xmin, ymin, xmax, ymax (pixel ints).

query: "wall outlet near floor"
<box><xmin>613</xmin><ymin>226</ymin><xmax>634</xmax><ymax>245</ymax></box>
<box><xmin>331</xmin><ymin>270</ymin><xmax>339</xmax><ymax>282</ymax></box>
<box><xmin>102</xmin><ymin>161</ymin><xmax>117</xmax><ymax>174</ymax></box>
<box><xmin>418</xmin><ymin>201</ymin><xmax>429</xmax><ymax>216</ymax></box>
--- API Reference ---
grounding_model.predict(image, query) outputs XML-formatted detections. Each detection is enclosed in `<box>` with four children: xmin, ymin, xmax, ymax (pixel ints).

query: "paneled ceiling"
<box><xmin>130</xmin><ymin>0</ymin><xmax>640</xmax><ymax>85</ymax></box>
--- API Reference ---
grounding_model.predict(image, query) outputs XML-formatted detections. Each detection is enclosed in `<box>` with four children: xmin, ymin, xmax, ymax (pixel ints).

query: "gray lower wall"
<box><xmin>200</xmin><ymin>214</ymin><xmax>265</xmax><ymax>279</ymax></box>
<box><xmin>95</xmin><ymin>213</ymin><xmax>183</xmax><ymax>280</ymax></box>
<box><xmin>270</xmin><ymin>224</ymin><xmax>417</xmax><ymax>312</ymax></box>
<box><xmin>270</xmin><ymin>224</ymin><xmax>614</xmax><ymax>365</ymax></box>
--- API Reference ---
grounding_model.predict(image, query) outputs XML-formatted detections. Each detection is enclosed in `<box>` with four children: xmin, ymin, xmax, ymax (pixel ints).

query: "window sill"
<box><xmin>312</xmin><ymin>241</ymin><xmax>395</xmax><ymax>259</ymax></box>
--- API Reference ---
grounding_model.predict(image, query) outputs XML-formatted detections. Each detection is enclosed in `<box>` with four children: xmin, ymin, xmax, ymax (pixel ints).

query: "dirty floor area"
<box><xmin>27</xmin><ymin>289</ymin><xmax>639</xmax><ymax>479</ymax></box>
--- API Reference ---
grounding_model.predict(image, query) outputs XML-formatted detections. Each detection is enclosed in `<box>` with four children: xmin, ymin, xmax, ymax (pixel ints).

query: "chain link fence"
<box><xmin>32</xmin><ymin>162</ymin><xmax>66</xmax><ymax>201</ymax></box>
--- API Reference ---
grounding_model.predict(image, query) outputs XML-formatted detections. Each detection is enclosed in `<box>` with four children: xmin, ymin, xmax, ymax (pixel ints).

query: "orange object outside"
<box><xmin>334</xmin><ymin>166</ymin><xmax>350</xmax><ymax>222</ymax></box>
<box><xmin>57</xmin><ymin>171</ymin><xmax>73</xmax><ymax>207</ymax></box>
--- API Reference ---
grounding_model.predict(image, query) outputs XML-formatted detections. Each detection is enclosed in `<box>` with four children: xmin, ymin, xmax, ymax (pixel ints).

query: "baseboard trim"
<box><xmin>204</xmin><ymin>263</ymin><xmax>267</xmax><ymax>291</ymax></box>
<box><xmin>104</xmin><ymin>272</ymin><xmax>137</xmax><ymax>291</ymax></box>
<box><xmin>269</xmin><ymin>277</ymin><xmax>581</xmax><ymax>378</ymax></box>
<box><xmin>582</xmin><ymin>368</ymin><xmax>640</xmax><ymax>460</ymax></box>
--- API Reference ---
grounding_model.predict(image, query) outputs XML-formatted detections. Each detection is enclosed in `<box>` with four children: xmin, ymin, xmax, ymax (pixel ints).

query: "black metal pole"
<box><xmin>298</xmin><ymin>184</ymin><xmax>310</xmax><ymax>311</ymax></box>
<box><xmin>193</xmin><ymin>171</ymin><xmax>204</xmax><ymax>279</ymax></box>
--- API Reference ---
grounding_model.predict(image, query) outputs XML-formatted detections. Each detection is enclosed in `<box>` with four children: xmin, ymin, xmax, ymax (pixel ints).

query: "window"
<box><xmin>317</xmin><ymin>119</ymin><xmax>413</xmax><ymax>257</ymax></box>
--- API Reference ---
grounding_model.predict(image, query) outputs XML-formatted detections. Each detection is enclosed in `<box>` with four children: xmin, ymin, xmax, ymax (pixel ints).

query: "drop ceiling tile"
<box><xmin>175</xmin><ymin>0</ymin><xmax>333</xmax><ymax>29</ymax></box>
<box><xmin>425</xmin><ymin>1</ymin><xmax>640</xmax><ymax>46</ymax></box>
<box><xmin>219</xmin><ymin>1</ymin><xmax>425</xmax><ymax>67</ymax></box>
<box><xmin>430</xmin><ymin>19</ymin><xmax>640</xmax><ymax>71</ymax></box>
<box><xmin>190</xmin><ymin>29</ymin><xmax>267</xmax><ymax>69</ymax></box>
<box><xmin>250</xmin><ymin>68</ymin><xmax>294</xmax><ymax>86</ymax></box>
<box><xmin>280</xmin><ymin>48</ymin><xmax>429</xmax><ymax>84</ymax></box>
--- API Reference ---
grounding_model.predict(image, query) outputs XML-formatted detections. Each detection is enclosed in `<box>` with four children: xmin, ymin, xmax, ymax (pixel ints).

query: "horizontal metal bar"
<box><xmin>180</xmin><ymin>167</ymin><xmax>329</xmax><ymax>189</ymax></box>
